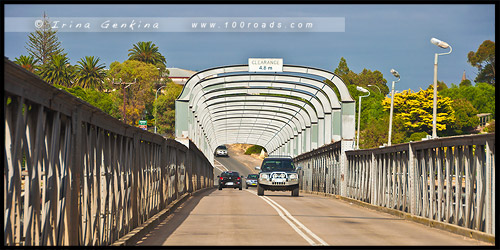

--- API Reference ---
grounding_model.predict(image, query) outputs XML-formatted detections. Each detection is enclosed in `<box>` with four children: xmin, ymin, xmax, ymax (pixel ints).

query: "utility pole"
<box><xmin>113</xmin><ymin>78</ymin><xmax>136</xmax><ymax>124</ymax></box>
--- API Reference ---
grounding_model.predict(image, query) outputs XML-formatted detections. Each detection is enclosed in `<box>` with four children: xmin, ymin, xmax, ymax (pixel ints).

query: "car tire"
<box><xmin>257</xmin><ymin>184</ymin><xmax>264</xmax><ymax>196</ymax></box>
<box><xmin>239</xmin><ymin>185</ymin><xmax>242</xmax><ymax>190</ymax></box>
<box><xmin>245</xmin><ymin>185</ymin><xmax>248</xmax><ymax>189</ymax></box>
<box><xmin>292</xmin><ymin>186</ymin><xmax>299</xmax><ymax>197</ymax></box>
<box><xmin>218</xmin><ymin>185</ymin><xmax>222</xmax><ymax>190</ymax></box>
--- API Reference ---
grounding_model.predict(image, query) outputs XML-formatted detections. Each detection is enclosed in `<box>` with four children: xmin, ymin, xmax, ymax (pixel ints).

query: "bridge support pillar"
<box><xmin>340</xmin><ymin>139</ymin><xmax>354</xmax><ymax>197</ymax></box>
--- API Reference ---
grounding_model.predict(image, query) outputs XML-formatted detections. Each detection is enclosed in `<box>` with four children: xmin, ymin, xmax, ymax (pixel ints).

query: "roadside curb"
<box><xmin>302</xmin><ymin>190</ymin><xmax>495</xmax><ymax>244</ymax></box>
<box><xmin>111</xmin><ymin>187</ymin><xmax>216</xmax><ymax>246</ymax></box>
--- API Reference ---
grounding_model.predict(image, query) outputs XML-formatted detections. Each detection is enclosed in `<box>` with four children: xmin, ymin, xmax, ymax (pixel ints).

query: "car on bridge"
<box><xmin>245</xmin><ymin>174</ymin><xmax>259</xmax><ymax>188</ymax></box>
<box><xmin>214</xmin><ymin>145</ymin><xmax>228</xmax><ymax>157</ymax></box>
<box><xmin>255</xmin><ymin>156</ymin><xmax>300</xmax><ymax>196</ymax></box>
<box><xmin>218</xmin><ymin>171</ymin><xmax>243</xmax><ymax>190</ymax></box>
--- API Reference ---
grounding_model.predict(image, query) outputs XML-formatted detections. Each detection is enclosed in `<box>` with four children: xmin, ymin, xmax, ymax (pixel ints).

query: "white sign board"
<box><xmin>248</xmin><ymin>58</ymin><xmax>283</xmax><ymax>72</ymax></box>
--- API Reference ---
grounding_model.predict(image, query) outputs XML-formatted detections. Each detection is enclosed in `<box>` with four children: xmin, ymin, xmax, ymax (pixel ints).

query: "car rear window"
<box><xmin>217</xmin><ymin>145</ymin><xmax>227</xmax><ymax>150</ymax></box>
<box><xmin>221</xmin><ymin>172</ymin><xmax>239</xmax><ymax>177</ymax></box>
<box><xmin>247</xmin><ymin>174</ymin><xmax>258</xmax><ymax>179</ymax></box>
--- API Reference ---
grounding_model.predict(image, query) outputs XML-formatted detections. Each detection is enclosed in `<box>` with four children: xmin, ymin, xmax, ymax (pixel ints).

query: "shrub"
<box><xmin>245</xmin><ymin>145</ymin><xmax>266</xmax><ymax>155</ymax></box>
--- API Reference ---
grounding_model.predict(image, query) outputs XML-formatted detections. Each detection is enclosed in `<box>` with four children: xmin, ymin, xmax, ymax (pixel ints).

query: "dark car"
<box><xmin>245</xmin><ymin>174</ymin><xmax>259</xmax><ymax>189</ymax></box>
<box><xmin>218</xmin><ymin>171</ymin><xmax>243</xmax><ymax>190</ymax></box>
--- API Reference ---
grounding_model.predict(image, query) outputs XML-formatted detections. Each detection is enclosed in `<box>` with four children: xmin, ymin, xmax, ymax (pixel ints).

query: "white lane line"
<box><xmin>262</xmin><ymin>196</ymin><xmax>329</xmax><ymax>246</ymax></box>
<box><xmin>245</xmin><ymin>189</ymin><xmax>328</xmax><ymax>246</ymax></box>
<box><xmin>213</xmin><ymin>159</ymin><xmax>228</xmax><ymax>172</ymax></box>
<box><xmin>259</xmin><ymin>194</ymin><xmax>317</xmax><ymax>245</ymax></box>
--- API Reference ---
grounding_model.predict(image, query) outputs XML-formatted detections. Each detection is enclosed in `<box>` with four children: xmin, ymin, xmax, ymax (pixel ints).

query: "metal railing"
<box><xmin>295</xmin><ymin>134</ymin><xmax>495</xmax><ymax>236</ymax></box>
<box><xmin>4</xmin><ymin>59</ymin><xmax>214</xmax><ymax>246</ymax></box>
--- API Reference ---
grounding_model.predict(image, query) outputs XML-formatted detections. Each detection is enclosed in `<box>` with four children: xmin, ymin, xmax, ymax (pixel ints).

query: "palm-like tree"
<box><xmin>75</xmin><ymin>56</ymin><xmax>106</xmax><ymax>90</ymax></box>
<box><xmin>14</xmin><ymin>55</ymin><xmax>39</xmax><ymax>74</ymax></box>
<box><xmin>127</xmin><ymin>41</ymin><xmax>166</xmax><ymax>67</ymax></box>
<box><xmin>40</xmin><ymin>54</ymin><xmax>74</xmax><ymax>87</ymax></box>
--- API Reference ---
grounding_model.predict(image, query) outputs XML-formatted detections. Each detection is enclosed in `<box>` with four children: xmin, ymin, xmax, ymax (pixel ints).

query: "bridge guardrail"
<box><xmin>295</xmin><ymin>133</ymin><xmax>495</xmax><ymax>237</ymax></box>
<box><xmin>4</xmin><ymin>58</ymin><xmax>214</xmax><ymax>246</ymax></box>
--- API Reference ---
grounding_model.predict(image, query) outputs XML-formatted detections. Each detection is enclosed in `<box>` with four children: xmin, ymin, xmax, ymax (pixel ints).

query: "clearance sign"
<box><xmin>248</xmin><ymin>58</ymin><xmax>283</xmax><ymax>72</ymax></box>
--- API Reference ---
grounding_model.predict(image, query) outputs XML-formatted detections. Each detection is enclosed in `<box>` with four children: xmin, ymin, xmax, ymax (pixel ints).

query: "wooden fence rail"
<box><xmin>4</xmin><ymin>58</ymin><xmax>214</xmax><ymax>246</ymax></box>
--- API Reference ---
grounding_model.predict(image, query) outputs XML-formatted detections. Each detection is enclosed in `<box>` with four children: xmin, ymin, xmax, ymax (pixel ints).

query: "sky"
<box><xmin>3</xmin><ymin>3</ymin><xmax>496</xmax><ymax>92</ymax></box>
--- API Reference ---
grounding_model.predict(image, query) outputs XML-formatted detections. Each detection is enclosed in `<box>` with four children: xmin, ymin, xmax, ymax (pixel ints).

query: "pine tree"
<box><xmin>25</xmin><ymin>12</ymin><xmax>64</xmax><ymax>66</ymax></box>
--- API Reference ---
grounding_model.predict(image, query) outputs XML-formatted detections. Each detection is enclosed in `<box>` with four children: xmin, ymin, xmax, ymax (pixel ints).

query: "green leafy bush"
<box><xmin>245</xmin><ymin>145</ymin><xmax>266</xmax><ymax>155</ymax></box>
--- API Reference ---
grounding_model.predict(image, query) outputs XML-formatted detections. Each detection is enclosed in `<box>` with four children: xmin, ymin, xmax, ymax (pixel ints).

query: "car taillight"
<box><xmin>237</xmin><ymin>177</ymin><xmax>241</xmax><ymax>180</ymax></box>
<box><xmin>219</xmin><ymin>177</ymin><xmax>223</xmax><ymax>180</ymax></box>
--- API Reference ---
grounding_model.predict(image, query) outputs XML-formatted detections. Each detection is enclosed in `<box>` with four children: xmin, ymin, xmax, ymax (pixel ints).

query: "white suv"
<box><xmin>215</xmin><ymin>145</ymin><xmax>228</xmax><ymax>157</ymax></box>
<box><xmin>255</xmin><ymin>156</ymin><xmax>300</xmax><ymax>196</ymax></box>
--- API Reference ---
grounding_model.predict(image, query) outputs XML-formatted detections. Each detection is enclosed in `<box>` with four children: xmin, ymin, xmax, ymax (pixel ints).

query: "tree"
<box><xmin>127</xmin><ymin>41</ymin><xmax>166</xmax><ymax>67</ymax></box>
<box><xmin>440</xmin><ymin>82</ymin><xmax>495</xmax><ymax>118</ymax></box>
<box><xmin>25</xmin><ymin>12</ymin><xmax>64</xmax><ymax>66</ymax></box>
<box><xmin>333</xmin><ymin>57</ymin><xmax>357</xmax><ymax>86</ymax></box>
<box><xmin>468</xmin><ymin>40</ymin><xmax>495</xmax><ymax>85</ymax></box>
<box><xmin>14</xmin><ymin>55</ymin><xmax>39</xmax><ymax>73</ymax></box>
<box><xmin>75</xmin><ymin>56</ymin><xmax>106</xmax><ymax>90</ymax></box>
<box><xmin>443</xmin><ymin>98</ymin><xmax>479</xmax><ymax>135</ymax></box>
<box><xmin>352</xmin><ymin>69</ymin><xmax>389</xmax><ymax>95</ymax></box>
<box><xmin>40</xmin><ymin>53</ymin><xmax>74</xmax><ymax>87</ymax></box>
<box><xmin>55</xmin><ymin>84</ymin><xmax>121</xmax><ymax>118</ymax></box>
<box><xmin>381</xmin><ymin>87</ymin><xmax>455</xmax><ymax>136</ymax></box>
<box><xmin>108</xmin><ymin>60</ymin><xmax>160</xmax><ymax>125</ymax></box>
<box><xmin>155</xmin><ymin>82</ymin><xmax>183</xmax><ymax>138</ymax></box>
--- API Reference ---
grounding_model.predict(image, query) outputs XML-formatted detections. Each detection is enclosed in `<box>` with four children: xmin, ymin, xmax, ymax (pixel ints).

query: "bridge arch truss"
<box><xmin>175</xmin><ymin>64</ymin><xmax>355</xmax><ymax>161</ymax></box>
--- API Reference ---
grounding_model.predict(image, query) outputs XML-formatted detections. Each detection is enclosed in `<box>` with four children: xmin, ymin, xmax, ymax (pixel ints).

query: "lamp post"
<box><xmin>154</xmin><ymin>85</ymin><xmax>167</xmax><ymax>133</ymax></box>
<box><xmin>430</xmin><ymin>37</ymin><xmax>452</xmax><ymax>138</ymax></box>
<box><xmin>356</xmin><ymin>86</ymin><xmax>370</xmax><ymax>149</ymax></box>
<box><xmin>367</xmin><ymin>84</ymin><xmax>381</xmax><ymax>94</ymax></box>
<box><xmin>388</xmin><ymin>69</ymin><xmax>400</xmax><ymax>146</ymax></box>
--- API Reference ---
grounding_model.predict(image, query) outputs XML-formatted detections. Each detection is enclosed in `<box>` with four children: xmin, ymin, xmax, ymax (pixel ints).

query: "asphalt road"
<box><xmin>134</xmin><ymin>152</ymin><xmax>491</xmax><ymax>246</ymax></box>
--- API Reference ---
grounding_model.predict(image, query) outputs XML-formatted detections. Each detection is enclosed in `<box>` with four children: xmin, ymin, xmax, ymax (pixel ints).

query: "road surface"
<box><xmin>135</xmin><ymin>147</ymin><xmax>491</xmax><ymax>246</ymax></box>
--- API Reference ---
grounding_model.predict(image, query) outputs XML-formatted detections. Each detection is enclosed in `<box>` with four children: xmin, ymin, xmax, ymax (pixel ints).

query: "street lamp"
<box><xmin>367</xmin><ymin>84</ymin><xmax>381</xmax><ymax>94</ymax></box>
<box><xmin>388</xmin><ymin>69</ymin><xmax>400</xmax><ymax>146</ymax></box>
<box><xmin>356</xmin><ymin>86</ymin><xmax>370</xmax><ymax>149</ymax></box>
<box><xmin>430</xmin><ymin>37</ymin><xmax>452</xmax><ymax>138</ymax></box>
<box><xmin>154</xmin><ymin>85</ymin><xmax>168</xmax><ymax>133</ymax></box>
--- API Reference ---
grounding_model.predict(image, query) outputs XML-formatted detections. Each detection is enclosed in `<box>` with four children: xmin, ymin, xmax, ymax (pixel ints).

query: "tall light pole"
<box><xmin>388</xmin><ymin>69</ymin><xmax>400</xmax><ymax>146</ymax></box>
<box><xmin>430</xmin><ymin>37</ymin><xmax>452</xmax><ymax>138</ymax></box>
<box><xmin>154</xmin><ymin>85</ymin><xmax>168</xmax><ymax>133</ymax></box>
<box><xmin>356</xmin><ymin>86</ymin><xmax>370</xmax><ymax>149</ymax></box>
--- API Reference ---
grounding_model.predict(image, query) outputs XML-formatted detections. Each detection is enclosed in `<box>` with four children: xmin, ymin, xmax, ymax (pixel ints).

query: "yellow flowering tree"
<box><xmin>382</xmin><ymin>87</ymin><xmax>455</xmax><ymax>135</ymax></box>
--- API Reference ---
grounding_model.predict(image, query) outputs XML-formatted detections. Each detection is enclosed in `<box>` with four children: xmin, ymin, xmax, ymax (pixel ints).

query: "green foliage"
<box><xmin>484</xmin><ymin>120</ymin><xmax>495</xmax><ymax>133</ymax></box>
<box><xmin>55</xmin><ymin>84</ymin><xmax>121</xmax><ymax>118</ymax></box>
<box><xmin>25</xmin><ymin>13</ymin><xmax>64</xmax><ymax>66</ymax></box>
<box><xmin>14</xmin><ymin>55</ymin><xmax>39</xmax><ymax>74</ymax></box>
<box><xmin>409</xmin><ymin>132</ymin><xmax>429</xmax><ymax>142</ymax></box>
<box><xmin>155</xmin><ymin>82</ymin><xmax>183</xmax><ymax>138</ymax></box>
<box><xmin>40</xmin><ymin>53</ymin><xmax>74</xmax><ymax>87</ymax></box>
<box><xmin>443</xmin><ymin>98</ymin><xmax>479</xmax><ymax>136</ymax></box>
<box><xmin>467</xmin><ymin>40</ymin><xmax>495</xmax><ymax>85</ymax></box>
<box><xmin>108</xmin><ymin>60</ymin><xmax>160</xmax><ymax>125</ymax></box>
<box><xmin>440</xmin><ymin>82</ymin><xmax>495</xmax><ymax>118</ymax></box>
<box><xmin>128</xmin><ymin>41</ymin><xmax>166</xmax><ymax>67</ymax></box>
<box><xmin>459</xmin><ymin>79</ymin><xmax>472</xmax><ymax>87</ymax></box>
<box><xmin>75</xmin><ymin>56</ymin><xmax>106</xmax><ymax>90</ymax></box>
<box><xmin>245</xmin><ymin>145</ymin><xmax>266</xmax><ymax>155</ymax></box>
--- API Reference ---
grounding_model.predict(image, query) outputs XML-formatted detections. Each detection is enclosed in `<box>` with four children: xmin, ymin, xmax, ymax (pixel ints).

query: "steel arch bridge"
<box><xmin>175</xmin><ymin>63</ymin><xmax>356</xmax><ymax>162</ymax></box>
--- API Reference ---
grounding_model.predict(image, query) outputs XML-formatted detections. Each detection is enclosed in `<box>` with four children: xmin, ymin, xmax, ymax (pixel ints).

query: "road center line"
<box><xmin>245</xmin><ymin>189</ymin><xmax>328</xmax><ymax>246</ymax></box>
<box><xmin>262</xmin><ymin>196</ymin><xmax>329</xmax><ymax>246</ymax></box>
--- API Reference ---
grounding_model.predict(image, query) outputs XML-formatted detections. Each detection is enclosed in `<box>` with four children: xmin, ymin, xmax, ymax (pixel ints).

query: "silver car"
<box><xmin>245</xmin><ymin>174</ymin><xmax>259</xmax><ymax>188</ymax></box>
<box><xmin>215</xmin><ymin>145</ymin><xmax>228</xmax><ymax>157</ymax></box>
